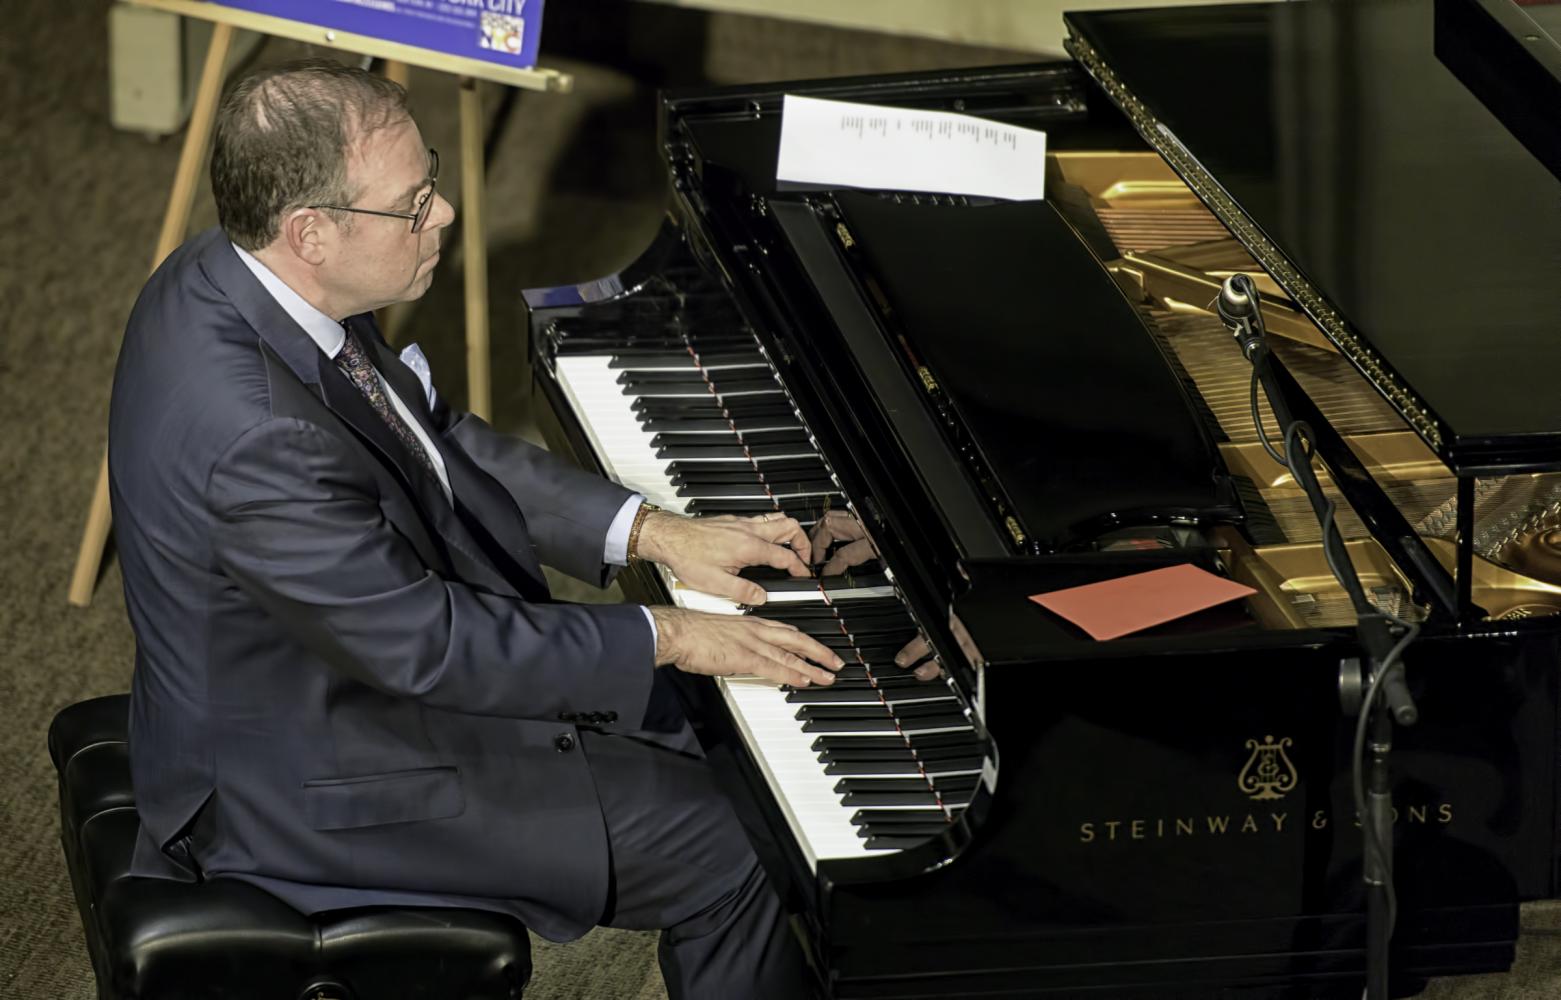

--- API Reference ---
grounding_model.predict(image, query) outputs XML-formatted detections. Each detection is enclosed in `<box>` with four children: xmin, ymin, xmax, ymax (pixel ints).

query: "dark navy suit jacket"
<box><xmin>108</xmin><ymin>228</ymin><xmax>657</xmax><ymax>940</ymax></box>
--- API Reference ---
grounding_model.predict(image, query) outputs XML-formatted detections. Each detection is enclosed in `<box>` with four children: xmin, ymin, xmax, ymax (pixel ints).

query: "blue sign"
<box><xmin>217</xmin><ymin>0</ymin><xmax>547</xmax><ymax>69</ymax></box>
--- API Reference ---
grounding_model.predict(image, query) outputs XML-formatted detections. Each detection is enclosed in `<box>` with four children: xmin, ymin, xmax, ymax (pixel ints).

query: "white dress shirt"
<box><xmin>231</xmin><ymin>246</ymin><xmax>651</xmax><ymax>637</ymax></box>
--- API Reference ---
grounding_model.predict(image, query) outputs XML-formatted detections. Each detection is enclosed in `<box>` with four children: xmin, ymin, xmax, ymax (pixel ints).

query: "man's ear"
<box><xmin>280</xmin><ymin>208</ymin><xmax>329</xmax><ymax>266</ymax></box>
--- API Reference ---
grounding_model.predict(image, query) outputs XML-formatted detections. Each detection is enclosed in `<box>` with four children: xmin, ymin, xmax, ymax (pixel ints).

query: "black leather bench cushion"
<box><xmin>51</xmin><ymin>695</ymin><xmax>531</xmax><ymax>1000</ymax></box>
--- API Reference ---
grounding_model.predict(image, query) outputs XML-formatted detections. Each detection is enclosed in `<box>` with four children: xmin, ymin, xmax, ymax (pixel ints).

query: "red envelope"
<box><xmin>1029</xmin><ymin>563</ymin><xmax>1257</xmax><ymax>641</ymax></box>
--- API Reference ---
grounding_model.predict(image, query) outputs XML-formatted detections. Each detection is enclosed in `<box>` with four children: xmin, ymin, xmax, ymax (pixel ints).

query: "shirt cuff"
<box><xmin>603</xmin><ymin>493</ymin><xmax>645</xmax><ymax>566</ymax></box>
<box><xmin>640</xmin><ymin>605</ymin><xmax>658</xmax><ymax>654</ymax></box>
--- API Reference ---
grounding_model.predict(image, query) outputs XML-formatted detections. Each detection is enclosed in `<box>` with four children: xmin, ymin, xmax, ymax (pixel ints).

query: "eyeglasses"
<box><xmin>311</xmin><ymin>148</ymin><xmax>439</xmax><ymax>233</ymax></box>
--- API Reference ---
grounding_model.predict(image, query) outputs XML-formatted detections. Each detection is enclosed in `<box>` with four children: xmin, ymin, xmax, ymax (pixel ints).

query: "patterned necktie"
<box><xmin>335</xmin><ymin>325</ymin><xmax>445</xmax><ymax>491</ymax></box>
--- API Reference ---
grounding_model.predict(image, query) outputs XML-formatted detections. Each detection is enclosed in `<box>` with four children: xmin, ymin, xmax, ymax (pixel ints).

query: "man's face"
<box><xmin>323</xmin><ymin>118</ymin><xmax>454</xmax><ymax>313</ymax></box>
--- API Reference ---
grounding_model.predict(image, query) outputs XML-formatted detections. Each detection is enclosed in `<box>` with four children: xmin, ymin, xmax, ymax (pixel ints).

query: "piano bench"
<box><xmin>48</xmin><ymin>694</ymin><xmax>533</xmax><ymax>1000</ymax></box>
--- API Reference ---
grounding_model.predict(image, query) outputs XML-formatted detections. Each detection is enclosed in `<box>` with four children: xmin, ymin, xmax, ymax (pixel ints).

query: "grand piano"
<box><xmin>524</xmin><ymin>0</ymin><xmax>1561</xmax><ymax>995</ymax></box>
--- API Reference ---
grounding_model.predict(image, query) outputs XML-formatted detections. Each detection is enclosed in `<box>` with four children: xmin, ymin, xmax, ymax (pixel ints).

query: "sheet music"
<box><xmin>776</xmin><ymin>94</ymin><xmax>1046</xmax><ymax>201</ymax></box>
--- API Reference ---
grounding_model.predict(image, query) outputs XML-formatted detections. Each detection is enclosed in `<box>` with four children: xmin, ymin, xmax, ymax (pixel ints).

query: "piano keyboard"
<box><xmin>552</xmin><ymin>330</ymin><xmax>985</xmax><ymax>868</ymax></box>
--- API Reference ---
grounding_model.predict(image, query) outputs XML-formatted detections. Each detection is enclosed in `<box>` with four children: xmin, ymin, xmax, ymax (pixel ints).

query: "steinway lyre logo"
<box><xmin>1238</xmin><ymin>736</ymin><xmax>1298</xmax><ymax>801</ymax></box>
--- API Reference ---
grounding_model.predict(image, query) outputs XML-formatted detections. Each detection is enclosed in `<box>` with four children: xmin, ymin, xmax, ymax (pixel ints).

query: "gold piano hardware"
<box><xmin>917</xmin><ymin>365</ymin><xmax>938</xmax><ymax>392</ymax></box>
<box><xmin>1065</xmin><ymin>34</ymin><xmax>1443</xmax><ymax>452</ymax></box>
<box><xmin>1237</xmin><ymin>735</ymin><xmax>1298</xmax><ymax>801</ymax></box>
<box><xmin>1004</xmin><ymin>516</ymin><xmax>1026</xmax><ymax>547</ymax></box>
<box><xmin>834</xmin><ymin>221</ymin><xmax>855</xmax><ymax>250</ymax></box>
<box><xmin>1076</xmin><ymin>803</ymin><xmax>1453</xmax><ymax>844</ymax></box>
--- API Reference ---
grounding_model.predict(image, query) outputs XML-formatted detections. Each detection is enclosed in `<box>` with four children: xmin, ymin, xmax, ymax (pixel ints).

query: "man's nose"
<box><xmin>428</xmin><ymin>192</ymin><xmax>455</xmax><ymax>231</ymax></box>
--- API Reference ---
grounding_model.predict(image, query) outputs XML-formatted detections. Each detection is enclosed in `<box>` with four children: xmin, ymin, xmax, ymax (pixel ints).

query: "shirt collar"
<box><xmin>231</xmin><ymin>242</ymin><xmax>346</xmax><ymax>359</ymax></box>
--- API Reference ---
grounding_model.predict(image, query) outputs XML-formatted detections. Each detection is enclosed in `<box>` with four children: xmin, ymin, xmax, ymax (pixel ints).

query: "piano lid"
<box><xmin>1066</xmin><ymin>0</ymin><xmax>1561</xmax><ymax>475</ymax></box>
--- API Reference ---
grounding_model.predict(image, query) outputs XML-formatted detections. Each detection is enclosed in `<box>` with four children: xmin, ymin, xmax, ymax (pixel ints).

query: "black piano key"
<box><xmin>682</xmin><ymin>499</ymin><xmax>821</xmax><ymax>516</ymax></box>
<box><xmin>825</xmin><ymin>756</ymin><xmax>984</xmax><ymax>775</ymax></box>
<box><xmin>788</xmin><ymin>673</ymin><xmax>925</xmax><ymax>690</ymax></box>
<box><xmin>754</xmin><ymin>601</ymin><xmax>905</xmax><ymax>620</ymax></box>
<box><xmin>849</xmin><ymin>808</ymin><xmax>961</xmax><ymax>827</ymax></box>
<box><xmin>823</xmin><ymin>624</ymin><xmax>909</xmax><ymax>639</ymax></box>
<box><xmin>795</xmin><ymin>701</ymin><xmax>959</xmax><ymax>723</ymax></box>
<box><xmin>649</xmin><ymin>423</ymin><xmax>805</xmax><ymax>439</ymax></box>
<box><xmin>676</xmin><ymin>480</ymin><xmax>838</xmax><ymax>498</ymax></box>
<box><xmin>757</xmin><ymin>573</ymin><xmax>889</xmax><ymax>593</ymax></box>
<box><xmin>693</xmin><ymin>352</ymin><xmax>769</xmax><ymax>368</ymax></box>
<box><xmin>652</xmin><ymin>429</ymin><xmax>809</xmax><ymax>448</ymax></box>
<box><xmin>839</xmin><ymin>789</ymin><xmax>943</xmax><ymax>807</ymax></box>
<box><xmin>801</xmin><ymin>717</ymin><xmax>899</xmax><ymax>733</ymax></box>
<box><xmin>864</xmin><ymin>835</ymin><xmax>945</xmax><ymax>851</ymax></box>
<box><xmin>818</xmin><ymin>743</ymin><xmax>982</xmax><ymax>764</ymax></box>
<box><xmin>609</xmin><ymin>351</ymin><xmax>767</xmax><ymax>370</ymax></box>
<box><xmin>748</xmin><ymin>597</ymin><xmax>903</xmax><ymax>616</ymax></box>
<box><xmin>893</xmin><ymin>714</ymin><xmax>972</xmax><ymax>732</ymax></box>
<box><xmin>670</xmin><ymin>464</ymin><xmax>825</xmax><ymax>485</ymax></box>
<box><xmin>785</xmin><ymin>615</ymin><xmax>910</xmax><ymax>636</ymax></box>
<box><xmin>607</xmin><ymin>351</ymin><xmax>697</xmax><ymax>368</ymax></box>
<box><xmin>826</xmin><ymin>759</ymin><xmax>925</xmax><ymax>776</ymax></box>
<box><xmin>739</xmin><ymin>565</ymin><xmax>813</xmax><ymax>582</ymax></box>
<box><xmin>686</xmin><ymin>496</ymin><xmax>839</xmax><ymax>516</ymax></box>
<box><xmin>643</xmin><ymin>418</ymin><xmax>751</xmax><ymax>433</ymax></box>
<box><xmin>635</xmin><ymin>398</ymin><xmax>793</xmax><ymax>418</ymax></box>
<box><xmin>616</xmin><ymin>369</ymin><xmax>713</xmax><ymax>384</ymax></box>
<box><xmin>813</xmin><ymin>642</ymin><xmax>919</xmax><ymax>660</ymax></box>
<box><xmin>618</xmin><ymin>371</ymin><xmax>779</xmax><ymax>391</ymax></box>
<box><xmin>812</xmin><ymin>732</ymin><xmax>982</xmax><ymax>753</ymax></box>
<box><xmin>666</xmin><ymin>457</ymin><xmax>826</xmax><ymax>476</ymax></box>
<box><xmin>621</xmin><ymin>380</ymin><xmax>716</xmax><ymax>397</ymax></box>
<box><xmin>858</xmin><ymin>822</ymin><xmax>951</xmax><ymax>837</ymax></box>
<box><xmin>660</xmin><ymin>442</ymin><xmax>821</xmax><ymax>461</ymax></box>
<box><xmin>835</xmin><ymin>775</ymin><xmax>980</xmax><ymax>795</ymax></box>
<box><xmin>785</xmin><ymin>684</ymin><xmax>948</xmax><ymax>704</ymax></box>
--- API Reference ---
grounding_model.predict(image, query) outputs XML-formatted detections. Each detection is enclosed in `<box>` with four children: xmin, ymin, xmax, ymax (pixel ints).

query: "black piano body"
<box><xmin>525</xmin><ymin>0</ymin><xmax>1561</xmax><ymax>995</ymax></box>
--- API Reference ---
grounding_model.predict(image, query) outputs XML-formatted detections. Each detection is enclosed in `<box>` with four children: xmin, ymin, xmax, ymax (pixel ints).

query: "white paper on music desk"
<box><xmin>775</xmin><ymin>94</ymin><xmax>1046</xmax><ymax>201</ymax></box>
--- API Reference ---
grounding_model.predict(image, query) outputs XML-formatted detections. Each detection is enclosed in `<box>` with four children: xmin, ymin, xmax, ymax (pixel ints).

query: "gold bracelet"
<box><xmin>627</xmin><ymin>502</ymin><xmax>660</xmax><ymax>562</ymax></box>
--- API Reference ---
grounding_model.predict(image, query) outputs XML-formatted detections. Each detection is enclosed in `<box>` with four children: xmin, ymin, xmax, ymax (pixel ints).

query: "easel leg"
<box><xmin>68</xmin><ymin>22</ymin><xmax>235</xmax><ymax>608</ymax></box>
<box><xmin>459</xmin><ymin>76</ymin><xmax>491</xmax><ymax>421</ymax></box>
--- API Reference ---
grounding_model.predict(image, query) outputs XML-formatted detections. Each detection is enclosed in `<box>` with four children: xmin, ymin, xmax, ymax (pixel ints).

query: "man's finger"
<box><xmin>749</xmin><ymin>536</ymin><xmax>812</xmax><ymax>578</ymax></box>
<box><xmin>914</xmin><ymin>661</ymin><xmax>943</xmax><ymax>681</ymax></box>
<box><xmin>682</xmin><ymin>563</ymin><xmax>767</xmax><ymax>606</ymax></box>
<box><xmin>748</xmin><ymin>637</ymin><xmax>837</xmax><ymax>686</ymax></box>
<box><xmin>750</xmin><ymin>514</ymin><xmax>812</xmax><ymax>566</ymax></box>
<box><xmin>894</xmin><ymin>636</ymin><xmax>931</xmax><ymax>668</ymax></box>
<box><xmin>765</xmin><ymin>625</ymin><xmax>846</xmax><ymax>672</ymax></box>
<box><xmin>820</xmin><ymin>538</ymin><xmax>878</xmax><ymax>577</ymax></box>
<box><xmin>808</xmin><ymin>510</ymin><xmax>865</xmax><ymax>562</ymax></box>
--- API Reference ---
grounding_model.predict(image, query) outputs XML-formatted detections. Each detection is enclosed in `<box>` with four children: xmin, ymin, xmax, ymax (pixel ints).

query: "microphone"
<box><xmin>1217</xmin><ymin>274</ymin><xmax>1265</xmax><ymax>361</ymax></box>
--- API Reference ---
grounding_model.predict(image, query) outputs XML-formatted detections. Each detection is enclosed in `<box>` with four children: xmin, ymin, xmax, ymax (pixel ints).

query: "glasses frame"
<box><xmin>310</xmin><ymin>148</ymin><xmax>439</xmax><ymax>233</ymax></box>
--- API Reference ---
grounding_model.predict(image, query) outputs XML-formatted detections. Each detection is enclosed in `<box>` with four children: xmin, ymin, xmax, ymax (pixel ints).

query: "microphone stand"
<box><xmin>1216</xmin><ymin>275</ymin><xmax>1418</xmax><ymax>1000</ymax></box>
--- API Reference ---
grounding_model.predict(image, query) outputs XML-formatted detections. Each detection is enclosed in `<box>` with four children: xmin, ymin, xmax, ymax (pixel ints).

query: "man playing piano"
<box><xmin>107</xmin><ymin>59</ymin><xmax>845</xmax><ymax>1000</ymax></box>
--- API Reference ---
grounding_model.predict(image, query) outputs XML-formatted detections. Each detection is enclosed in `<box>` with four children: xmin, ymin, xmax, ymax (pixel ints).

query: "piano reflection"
<box><xmin>525</xmin><ymin>0</ymin><xmax>1561</xmax><ymax>995</ymax></box>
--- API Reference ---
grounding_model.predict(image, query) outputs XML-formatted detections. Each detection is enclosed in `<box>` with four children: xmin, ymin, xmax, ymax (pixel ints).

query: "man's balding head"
<box><xmin>212</xmin><ymin>59</ymin><xmax>410</xmax><ymax>250</ymax></box>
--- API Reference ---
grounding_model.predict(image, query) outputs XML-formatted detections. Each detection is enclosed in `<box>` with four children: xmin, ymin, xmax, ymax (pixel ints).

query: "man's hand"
<box><xmin>649</xmin><ymin>606</ymin><xmax>844</xmax><ymax>687</ymax></box>
<box><xmin>636</xmin><ymin>511</ymin><xmax>812</xmax><ymax>605</ymax></box>
<box><xmin>808</xmin><ymin>509</ymin><xmax>878</xmax><ymax>577</ymax></box>
<box><xmin>893</xmin><ymin>613</ymin><xmax>982</xmax><ymax>682</ymax></box>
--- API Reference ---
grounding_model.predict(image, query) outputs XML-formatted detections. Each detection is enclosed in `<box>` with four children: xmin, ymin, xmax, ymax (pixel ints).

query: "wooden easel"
<box><xmin>68</xmin><ymin>0</ymin><xmax>571</xmax><ymax>607</ymax></box>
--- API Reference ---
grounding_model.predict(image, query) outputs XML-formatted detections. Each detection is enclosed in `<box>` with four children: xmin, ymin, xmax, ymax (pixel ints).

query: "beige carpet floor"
<box><xmin>1</xmin><ymin>1</ymin><xmax>1557</xmax><ymax>997</ymax></box>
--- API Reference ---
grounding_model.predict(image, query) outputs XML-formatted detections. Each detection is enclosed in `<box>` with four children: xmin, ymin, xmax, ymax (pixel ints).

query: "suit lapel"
<box><xmin>358</xmin><ymin>319</ymin><xmax>550</xmax><ymax>598</ymax></box>
<box><xmin>199</xmin><ymin>234</ymin><xmax>526</xmax><ymax>599</ymax></box>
